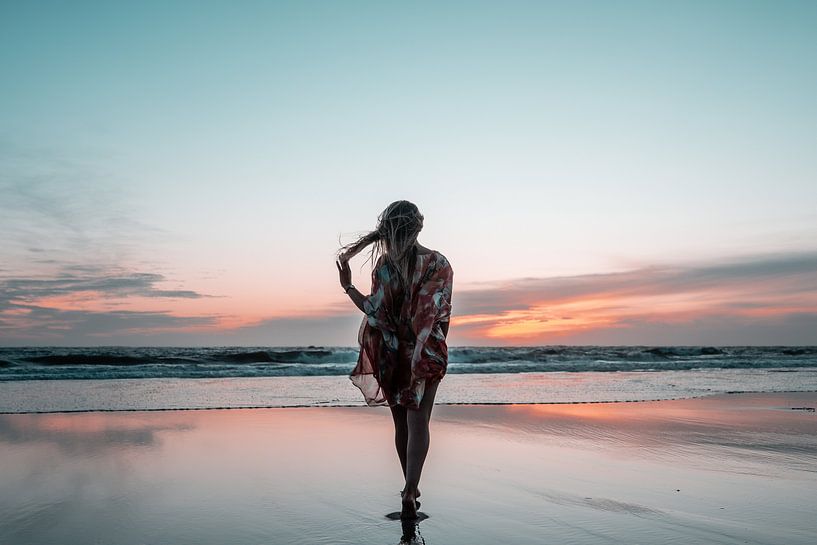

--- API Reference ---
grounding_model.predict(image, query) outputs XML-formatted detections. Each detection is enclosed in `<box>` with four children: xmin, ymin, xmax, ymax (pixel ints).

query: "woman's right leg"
<box><xmin>401</xmin><ymin>378</ymin><xmax>441</xmax><ymax>518</ymax></box>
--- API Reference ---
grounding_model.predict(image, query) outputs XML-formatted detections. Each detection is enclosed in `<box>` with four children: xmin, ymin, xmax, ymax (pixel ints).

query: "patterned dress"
<box><xmin>350</xmin><ymin>250</ymin><xmax>453</xmax><ymax>410</ymax></box>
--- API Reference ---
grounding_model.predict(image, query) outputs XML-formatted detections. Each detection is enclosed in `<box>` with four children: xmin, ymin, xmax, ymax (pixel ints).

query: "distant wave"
<box><xmin>0</xmin><ymin>346</ymin><xmax>815</xmax><ymax>381</ymax></box>
<box><xmin>215</xmin><ymin>349</ymin><xmax>335</xmax><ymax>363</ymax></box>
<box><xmin>25</xmin><ymin>355</ymin><xmax>155</xmax><ymax>366</ymax></box>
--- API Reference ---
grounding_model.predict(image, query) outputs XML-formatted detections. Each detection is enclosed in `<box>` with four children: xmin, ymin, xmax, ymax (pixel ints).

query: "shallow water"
<box><xmin>0</xmin><ymin>393</ymin><xmax>815</xmax><ymax>544</ymax></box>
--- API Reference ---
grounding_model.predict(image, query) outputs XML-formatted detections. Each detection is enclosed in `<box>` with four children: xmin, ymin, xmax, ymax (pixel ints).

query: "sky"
<box><xmin>1</xmin><ymin>1</ymin><xmax>816</xmax><ymax>346</ymax></box>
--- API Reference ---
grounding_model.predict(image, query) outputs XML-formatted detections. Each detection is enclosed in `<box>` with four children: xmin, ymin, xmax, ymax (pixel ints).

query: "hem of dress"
<box><xmin>349</xmin><ymin>372</ymin><xmax>444</xmax><ymax>410</ymax></box>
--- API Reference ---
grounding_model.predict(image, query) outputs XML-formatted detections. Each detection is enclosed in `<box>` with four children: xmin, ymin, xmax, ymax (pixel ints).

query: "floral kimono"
<box><xmin>350</xmin><ymin>250</ymin><xmax>453</xmax><ymax>409</ymax></box>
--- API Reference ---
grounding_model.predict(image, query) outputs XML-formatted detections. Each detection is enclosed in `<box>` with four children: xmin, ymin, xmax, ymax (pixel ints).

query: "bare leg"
<box><xmin>401</xmin><ymin>379</ymin><xmax>440</xmax><ymax>519</ymax></box>
<box><xmin>389</xmin><ymin>404</ymin><xmax>408</xmax><ymax>479</ymax></box>
<box><xmin>391</xmin><ymin>404</ymin><xmax>422</xmax><ymax>502</ymax></box>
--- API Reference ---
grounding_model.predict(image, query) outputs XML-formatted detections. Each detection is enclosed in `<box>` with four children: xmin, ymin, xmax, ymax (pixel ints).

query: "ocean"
<box><xmin>1</xmin><ymin>346</ymin><xmax>815</xmax><ymax>413</ymax></box>
<box><xmin>2</xmin><ymin>345</ymin><xmax>816</xmax><ymax>381</ymax></box>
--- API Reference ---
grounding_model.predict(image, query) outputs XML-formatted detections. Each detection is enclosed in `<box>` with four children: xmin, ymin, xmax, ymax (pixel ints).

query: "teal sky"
<box><xmin>1</xmin><ymin>1</ymin><xmax>816</xmax><ymax>345</ymax></box>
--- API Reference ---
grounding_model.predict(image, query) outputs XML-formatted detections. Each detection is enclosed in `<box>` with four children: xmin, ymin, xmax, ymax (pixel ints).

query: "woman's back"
<box><xmin>352</xmin><ymin>248</ymin><xmax>453</xmax><ymax>409</ymax></box>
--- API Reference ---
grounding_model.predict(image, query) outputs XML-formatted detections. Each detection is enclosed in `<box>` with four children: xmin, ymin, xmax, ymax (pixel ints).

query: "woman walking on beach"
<box><xmin>336</xmin><ymin>200</ymin><xmax>454</xmax><ymax>520</ymax></box>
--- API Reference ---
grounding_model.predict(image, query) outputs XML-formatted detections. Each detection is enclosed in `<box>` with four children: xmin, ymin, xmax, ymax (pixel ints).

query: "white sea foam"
<box><xmin>1</xmin><ymin>369</ymin><xmax>816</xmax><ymax>413</ymax></box>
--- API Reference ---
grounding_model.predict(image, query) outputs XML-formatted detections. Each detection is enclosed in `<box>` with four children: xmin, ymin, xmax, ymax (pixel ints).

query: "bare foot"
<box><xmin>400</xmin><ymin>488</ymin><xmax>421</xmax><ymax>509</ymax></box>
<box><xmin>401</xmin><ymin>490</ymin><xmax>418</xmax><ymax>520</ymax></box>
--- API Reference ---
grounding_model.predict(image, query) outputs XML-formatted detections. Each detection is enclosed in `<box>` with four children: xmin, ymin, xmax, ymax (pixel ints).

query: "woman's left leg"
<box><xmin>389</xmin><ymin>404</ymin><xmax>408</xmax><ymax>479</ymax></box>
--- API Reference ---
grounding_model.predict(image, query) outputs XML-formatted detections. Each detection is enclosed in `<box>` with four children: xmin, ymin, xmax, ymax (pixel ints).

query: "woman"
<box><xmin>335</xmin><ymin>200</ymin><xmax>453</xmax><ymax>520</ymax></box>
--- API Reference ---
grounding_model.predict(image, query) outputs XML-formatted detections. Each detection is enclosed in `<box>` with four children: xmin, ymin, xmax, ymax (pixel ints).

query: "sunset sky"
<box><xmin>1</xmin><ymin>1</ymin><xmax>816</xmax><ymax>346</ymax></box>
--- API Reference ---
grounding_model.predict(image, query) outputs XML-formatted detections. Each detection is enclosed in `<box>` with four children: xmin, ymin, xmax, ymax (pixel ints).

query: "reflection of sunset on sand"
<box><xmin>1</xmin><ymin>393</ymin><xmax>815</xmax><ymax>544</ymax></box>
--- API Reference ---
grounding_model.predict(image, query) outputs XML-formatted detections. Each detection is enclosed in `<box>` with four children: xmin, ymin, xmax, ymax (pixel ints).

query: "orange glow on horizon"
<box><xmin>454</xmin><ymin>280</ymin><xmax>817</xmax><ymax>343</ymax></box>
<box><xmin>4</xmin><ymin>258</ymin><xmax>816</xmax><ymax>342</ymax></box>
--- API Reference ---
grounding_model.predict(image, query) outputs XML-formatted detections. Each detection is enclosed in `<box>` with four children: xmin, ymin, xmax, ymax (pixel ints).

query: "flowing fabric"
<box><xmin>350</xmin><ymin>250</ymin><xmax>453</xmax><ymax>410</ymax></box>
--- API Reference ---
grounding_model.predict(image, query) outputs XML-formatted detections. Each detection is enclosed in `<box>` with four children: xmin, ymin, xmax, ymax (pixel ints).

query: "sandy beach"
<box><xmin>1</xmin><ymin>392</ymin><xmax>815</xmax><ymax>544</ymax></box>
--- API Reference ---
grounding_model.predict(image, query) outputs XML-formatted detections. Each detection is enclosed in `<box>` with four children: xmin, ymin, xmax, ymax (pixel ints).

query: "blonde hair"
<box><xmin>336</xmin><ymin>200</ymin><xmax>425</xmax><ymax>294</ymax></box>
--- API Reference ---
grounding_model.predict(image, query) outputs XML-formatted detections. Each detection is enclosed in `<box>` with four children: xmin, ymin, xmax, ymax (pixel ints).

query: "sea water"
<box><xmin>0</xmin><ymin>346</ymin><xmax>815</xmax><ymax>412</ymax></box>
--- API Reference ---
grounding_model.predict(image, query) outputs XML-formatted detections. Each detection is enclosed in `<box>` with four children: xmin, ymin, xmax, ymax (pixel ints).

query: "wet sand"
<box><xmin>1</xmin><ymin>392</ymin><xmax>815</xmax><ymax>544</ymax></box>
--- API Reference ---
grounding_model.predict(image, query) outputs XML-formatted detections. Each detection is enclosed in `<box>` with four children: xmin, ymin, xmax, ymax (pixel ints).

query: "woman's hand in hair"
<box><xmin>336</xmin><ymin>257</ymin><xmax>352</xmax><ymax>288</ymax></box>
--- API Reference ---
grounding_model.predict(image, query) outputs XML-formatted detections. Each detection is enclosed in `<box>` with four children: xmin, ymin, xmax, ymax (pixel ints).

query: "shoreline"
<box><xmin>2</xmin><ymin>370</ymin><xmax>816</xmax><ymax>414</ymax></box>
<box><xmin>1</xmin><ymin>388</ymin><xmax>816</xmax><ymax>415</ymax></box>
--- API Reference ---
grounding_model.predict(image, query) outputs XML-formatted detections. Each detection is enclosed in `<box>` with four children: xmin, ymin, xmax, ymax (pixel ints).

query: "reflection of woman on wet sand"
<box><xmin>336</xmin><ymin>200</ymin><xmax>453</xmax><ymax>520</ymax></box>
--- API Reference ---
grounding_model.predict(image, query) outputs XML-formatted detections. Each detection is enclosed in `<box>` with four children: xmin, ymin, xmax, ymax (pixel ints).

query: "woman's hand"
<box><xmin>336</xmin><ymin>253</ymin><xmax>366</xmax><ymax>311</ymax></box>
<box><xmin>336</xmin><ymin>256</ymin><xmax>352</xmax><ymax>288</ymax></box>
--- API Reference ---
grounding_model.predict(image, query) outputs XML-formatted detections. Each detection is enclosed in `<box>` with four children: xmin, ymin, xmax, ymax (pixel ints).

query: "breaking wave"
<box><xmin>0</xmin><ymin>346</ymin><xmax>814</xmax><ymax>381</ymax></box>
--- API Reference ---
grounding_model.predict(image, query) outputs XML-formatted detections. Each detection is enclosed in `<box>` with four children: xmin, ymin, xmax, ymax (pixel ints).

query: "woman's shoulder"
<box><xmin>431</xmin><ymin>250</ymin><xmax>452</xmax><ymax>271</ymax></box>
